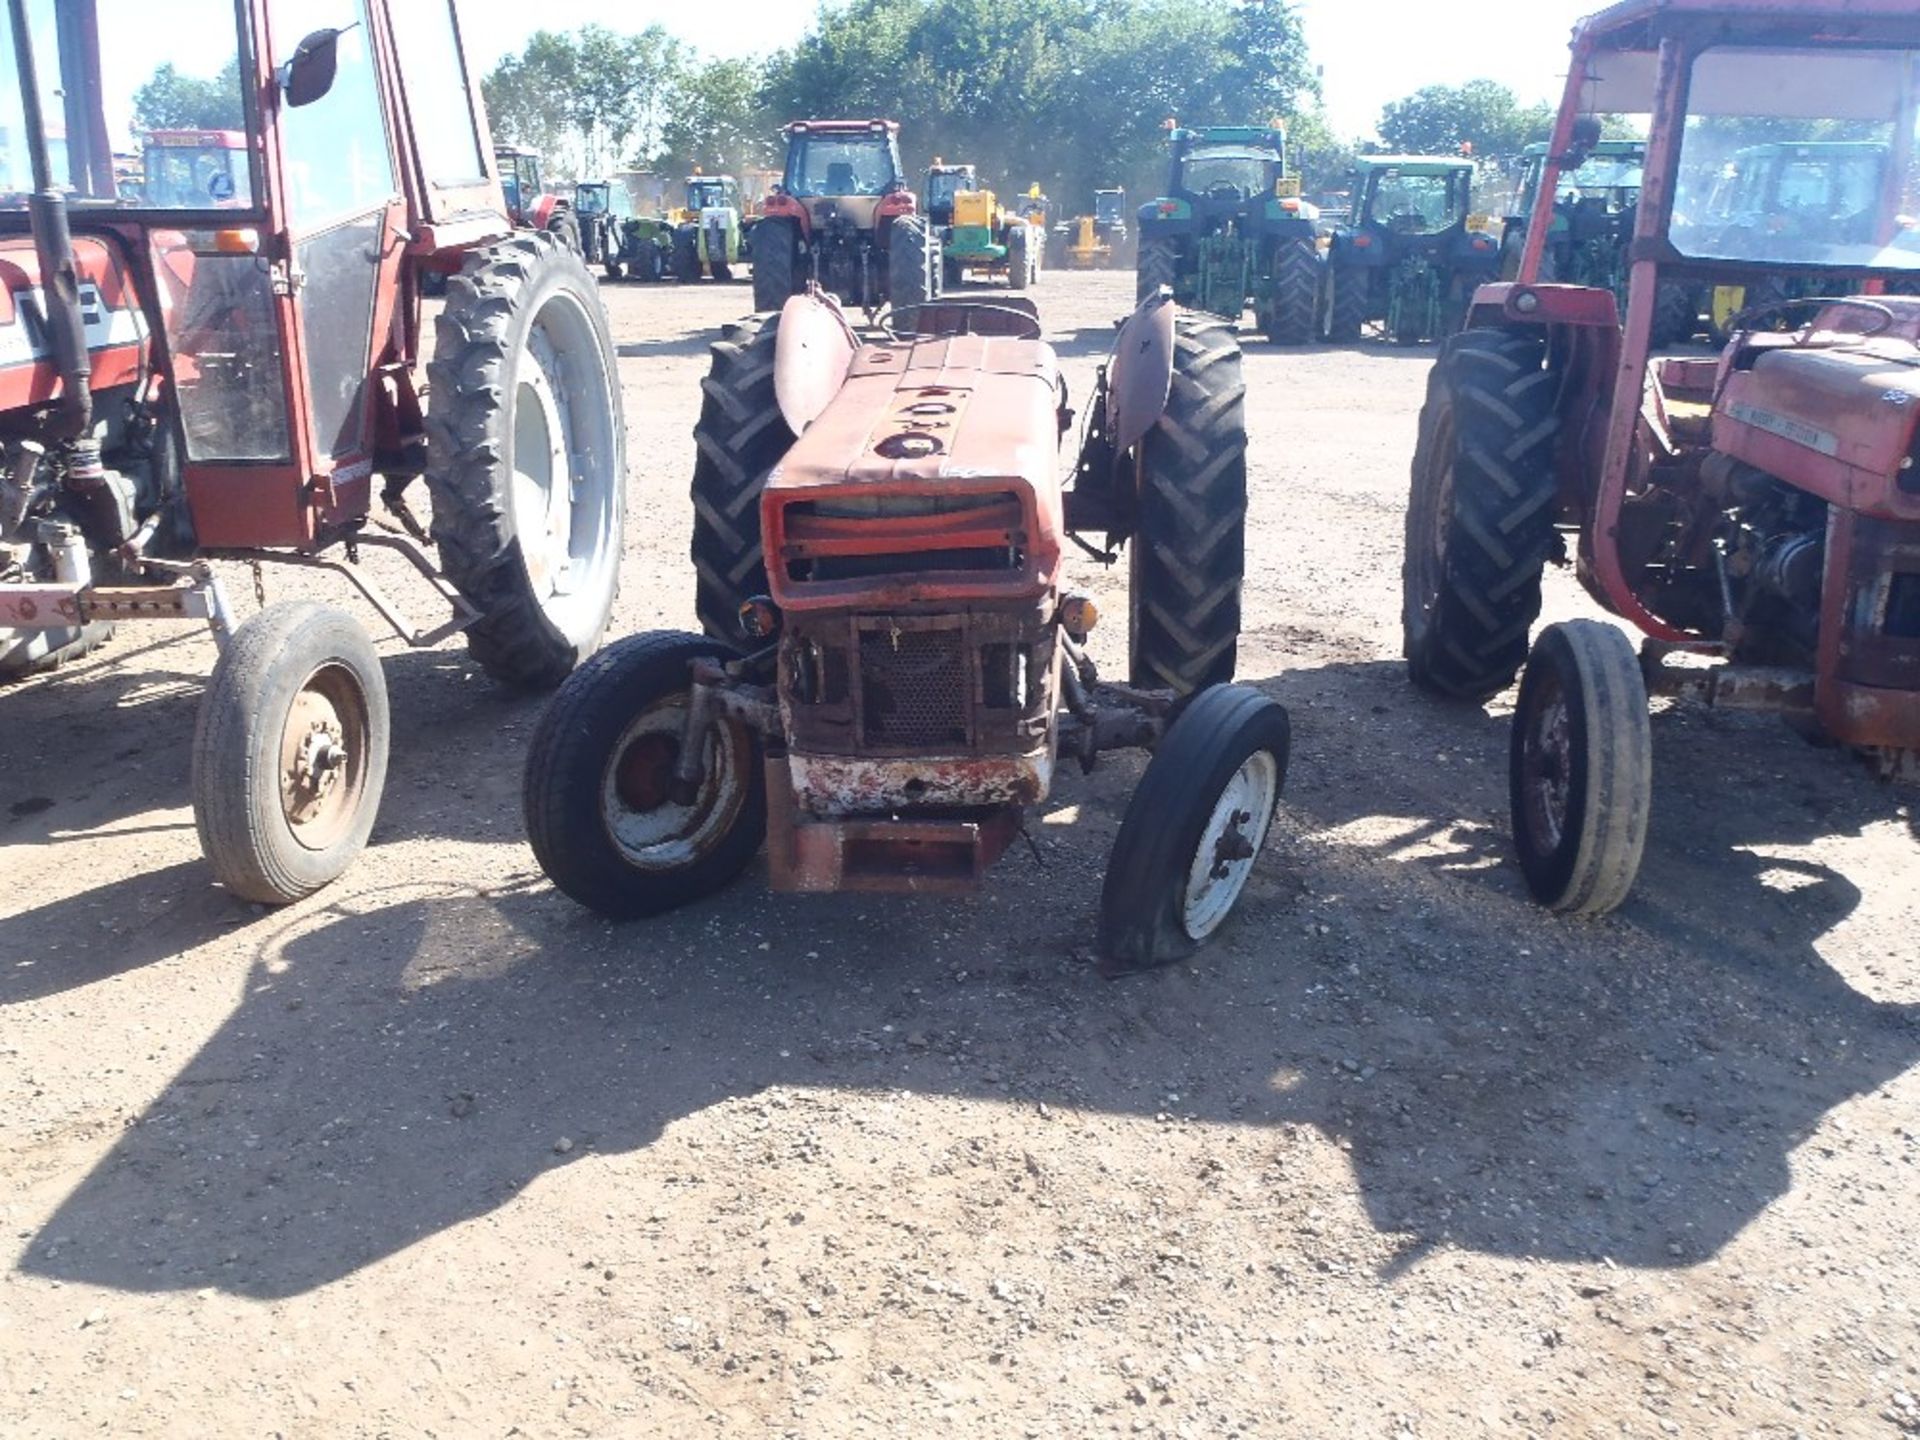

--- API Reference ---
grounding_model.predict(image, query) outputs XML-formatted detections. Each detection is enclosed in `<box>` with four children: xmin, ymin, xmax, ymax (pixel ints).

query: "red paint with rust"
<box><xmin>0</xmin><ymin>233</ymin><xmax>149</xmax><ymax>410</ymax></box>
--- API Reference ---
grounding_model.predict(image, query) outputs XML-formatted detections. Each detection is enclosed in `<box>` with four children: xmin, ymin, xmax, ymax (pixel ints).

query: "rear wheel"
<box><xmin>1137</xmin><ymin>238</ymin><xmax>1177</xmax><ymax>303</ymax></box>
<box><xmin>523</xmin><ymin>631</ymin><xmax>766</xmax><ymax>918</ymax></box>
<box><xmin>1402</xmin><ymin>328</ymin><xmax>1560</xmax><ymax>701</ymax></box>
<box><xmin>751</xmin><ymin>217</ymin><xmax>798</xmax><ymax>312</ymax></box>
<box><xmin>888</xmin><ymin>216</ymin><xmax>936</xmax><ymax>311</ymax></box>
<box><xmin>1007</xmin><ymin>223</ymin><xmax>1031</xmax><ymax>291</ymax></box>
<box><xmin>546</xmin><ymin>210</ymin><xmax>581</xmax><ymax>255</ymax></box>
<box><xmin>672</xmin><ymin>226</ymin><xmax>701</xmax><ymax>282</ymax></box>
<box><xmin>1510</xmin><ymin>620</ymin><xmax>1651</xmax><ymax>915</ymax></box>
<box><xmin>426</xmin><ymin>231</ymin><xmax>626</xmax><ymax>689</ymax></box>
<box><xmin>1129</xmin><ymin>314</ymin><xmax>1247</xmax><ymax>694</ymax></box>
<box><xmin>1098</xmin><ymin>684</ymin><xmax>1290</xmax><ymax>972</ymax></box>
<box><xmin>690</xmin><ymin>313</ymin><xmax>797</xmax><ymax>639</ymax></box>
<box><xmin>192</xmin><ymin>602</ymin><xmax>389</xmax><ymax>904</ymax></box>
<box><xmin>1652</xmin><ymin>280</ymin><xmax>1697</xmax><ymax>347</ymax></box>
<box><xmin>1266</xmin><ymin>237</ymin><xmax>1319</xmax><ymax>345</ymax></box>
<box><xmin>1325</xmin><ymin>264</ymin><xmax>1367</xmax><ymax>343</ymax></box>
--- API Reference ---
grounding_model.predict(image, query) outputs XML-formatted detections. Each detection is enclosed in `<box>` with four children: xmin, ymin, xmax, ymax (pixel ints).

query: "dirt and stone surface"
<box><xmin>2</xmin><ymin>269</ymin><xmax>1918</xmax><ymax>1438</ymax></box>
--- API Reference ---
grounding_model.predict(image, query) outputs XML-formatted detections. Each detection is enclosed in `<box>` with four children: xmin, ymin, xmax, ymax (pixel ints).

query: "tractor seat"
<box><xmin>825</xmin><ymin>162</ymin><xmax>857</xmax><ymax>194</ymax></box>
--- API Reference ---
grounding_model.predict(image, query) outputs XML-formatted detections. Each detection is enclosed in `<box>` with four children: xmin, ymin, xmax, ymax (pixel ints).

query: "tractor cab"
<box><xmin>1094</xmin><ymin>188</ymin><xmax>1127</xmax><ymax>228</ymax></box>
<box><xmin>0</xmin><ymin>0</ymin><xmax>624</xmax><ymax>902</ymax></box>
<box><xmin>682</xmin><ymin>173</ymin><xmax>739</xmax><ymax>219</ymax></box>
<box><xmin>495</xmin><ymin>144</ymin><xmax>544</xmax><ymax>224</ymax></box>
<box><xmin>924</xmin><ymin>161</ymin><xmax>977</xmax><ymax>228</ymax></box>
<box><xmin>1502</xmin><ymin>139</ymin><xmax>1646</xmax><ymax>288</ymax></box>
<box><xmin>1693</xmin><ymin>140</ymin><xmax>1890</xmax><ymax>254</ymax></box>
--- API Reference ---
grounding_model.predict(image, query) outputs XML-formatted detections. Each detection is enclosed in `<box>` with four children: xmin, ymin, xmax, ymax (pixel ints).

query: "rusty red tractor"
<box><xmin>1403</xmin><ymin>0</ymin><xmax>1920</xmax><ymax>915</ymax></box>
<box><xmin>0</xmin><ymin>1</ymin><xmax>624</xmax><ymax>902</ymax></box>
<box><xmin>750</xmin><ymin>120</ymin><xmax>941</xmax><ymax>318</ymax></box>
<box><xmin>523</xmin><ymin>290</ymin><xmax>1289</xmax><ymax>971</ymax></box>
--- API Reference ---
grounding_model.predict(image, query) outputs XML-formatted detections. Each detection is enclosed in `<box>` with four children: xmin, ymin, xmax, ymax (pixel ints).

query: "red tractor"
<box><xmin>1403</xmin><ymin>0</ymin><xmax>1920</xmax><ymax>915</ymax></box>
<box><xmin>751</xmin><ymin>120</ymin><xmax>940</xmax><ymax>316</ymax></box>
<box><xmin>522</xmin><ymin>290</ymin><xmax>1288</xmax><ymax>972</ymax></box>
<box><xmin>0</xmin><ymin>2</ymin><xmax>624</xmax><ymax>901</ymax></box>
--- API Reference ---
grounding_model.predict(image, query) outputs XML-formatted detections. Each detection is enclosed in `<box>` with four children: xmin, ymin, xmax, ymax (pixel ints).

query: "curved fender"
<box><xmin>774</xmin><ymin>290</ymin><xmax>861</xmax><ymax>434</ymax></box>
<box><xmin>1109</xmin><ymin>288</ymin><xmax>1176</xmax><ymax>453</ymax></box>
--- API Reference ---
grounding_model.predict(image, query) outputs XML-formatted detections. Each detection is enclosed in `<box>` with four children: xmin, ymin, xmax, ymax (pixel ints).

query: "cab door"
<box><xmin>264</xmin><ymin>0</ymin><xmax>402</xmax><ymax>516</ymax></box>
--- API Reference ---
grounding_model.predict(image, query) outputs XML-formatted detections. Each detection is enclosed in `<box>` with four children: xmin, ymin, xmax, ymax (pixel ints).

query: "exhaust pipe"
<box><xmin>8</xmin><ymin>0</ymin><xmax>94</xmax><ymax>443</ymax></box>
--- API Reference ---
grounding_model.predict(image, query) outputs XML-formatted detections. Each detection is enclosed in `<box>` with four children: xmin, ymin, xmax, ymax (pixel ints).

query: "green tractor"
<box><xmin>672</xmin><ymin>173</ymin><xmax>744</xmax><ymax>282</ymax></box>
<box><xmin>573</xmin><ymin>177</ymin><xmax>640</xmax><ymax>279</ymax></box>
<box><xmin>1317</xmin><ymin>156</ymin><xmax>1501</xmax><ymax>344</ymax></box>
<box><xmin>1134</xmin><ymin>121</ymin><xmax>1322</xmax><ymax>344</ymax></box>
<box><xmin>924</xmin><ymin>162</ymin><xmax>1038</xmax><ymax>288</ymax></box>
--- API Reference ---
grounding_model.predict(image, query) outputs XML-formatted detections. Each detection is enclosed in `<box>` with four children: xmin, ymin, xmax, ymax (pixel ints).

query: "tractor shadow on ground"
<box><xmin>18</xmin><ymin>660</ymin><xmax>1917</xmax><ymax>1299</ymax></box>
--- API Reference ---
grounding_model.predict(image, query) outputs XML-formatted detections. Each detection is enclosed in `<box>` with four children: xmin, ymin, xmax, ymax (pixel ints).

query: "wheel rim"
<box><xmin>599</xmin><ymin>697</ymin><xmax>750</xmax><ymax>870</ymax></box>
<box><xmin>1518</xmin><ymin>670</ymin><xmax>1572</xmax><ymax>854</ymax></box>
<box><xmin>1180</xmin><ymin>749</ymin><xmax>1280</xmax><ymax>941</ymax></box>
<box><xmin>1410</xmin><ymin>406</ymin><xmax>1457</xmax><ymax>628</ymax></box>
<box><xmin>508</xmin><ymin>285</ymin><xmax>620</xmax><ymax>645</ymax></box>
<box><xmin>278</xmin><ymin>662</ymin><xmax>371</xmax><ymax>853</ymax></box>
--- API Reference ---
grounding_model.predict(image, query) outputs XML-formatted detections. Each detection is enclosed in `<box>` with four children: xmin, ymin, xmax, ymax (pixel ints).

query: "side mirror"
<box><xmin>278</xmin><ymin>26</ymin><xmax>348</xmax><ymax>109</ymax></box>
<box><xmin>1560</xmin><ymin>117</ymin><xmax>1603</xmax><ymax>171</ymax></box>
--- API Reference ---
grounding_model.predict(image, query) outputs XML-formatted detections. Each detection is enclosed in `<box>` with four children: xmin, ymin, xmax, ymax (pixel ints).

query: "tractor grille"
<box><xmin>859</xmin><ymin>624</ymin><xmax>969</xmax><ymax>748</ymax></box>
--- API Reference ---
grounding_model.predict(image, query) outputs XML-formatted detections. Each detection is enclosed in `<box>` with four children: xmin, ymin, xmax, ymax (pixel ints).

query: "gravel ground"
<box><xmin>1</xmin><ymin>269</ymin><xmax>1917</xmax><ymax>1439</ymax></box>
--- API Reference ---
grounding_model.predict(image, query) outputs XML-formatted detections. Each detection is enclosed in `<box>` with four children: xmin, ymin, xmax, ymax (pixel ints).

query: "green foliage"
<box><xmin>658</xmin><ymin>58</ymin><xmax>778</xmax><ymax>177</ymax></box>
<box><xmin>483</xmin><ymin>25</ymin><xmax>685</xmax><ymax>177</ymax></box>
<box><xmin>132</xmin><ymin>59</ymin><xmax>242</xmax><ymax>133</ymax></box>
<box><xmin>1378</xmin><ymin>80</ymin><xmax>1554</xmax><ymax>161</ymax></box>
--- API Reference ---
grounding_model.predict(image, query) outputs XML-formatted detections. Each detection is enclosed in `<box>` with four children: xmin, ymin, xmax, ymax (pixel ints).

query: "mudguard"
<box><xmin>1109</xmin><ymin>289</ymin><xmax>1176</xmax><ymax>453</ymax></box>
<box><xmin>774</xmin><ymin>289</ymin><xmax>861</xmax><ymax>434</ymax></box>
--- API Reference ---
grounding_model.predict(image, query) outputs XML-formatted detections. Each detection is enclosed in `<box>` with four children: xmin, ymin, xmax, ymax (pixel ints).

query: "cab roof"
<box><xmin>1356</xmin><ymin>155</ymin><xmax>1476</xmax><ymax>174</ymax></box>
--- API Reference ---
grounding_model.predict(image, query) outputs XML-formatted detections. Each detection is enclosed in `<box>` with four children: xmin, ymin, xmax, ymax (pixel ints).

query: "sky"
<box><xmin>459</xmin><ymin>0</ymin><xmax>1598</xmax><ymax>141</ymax></box>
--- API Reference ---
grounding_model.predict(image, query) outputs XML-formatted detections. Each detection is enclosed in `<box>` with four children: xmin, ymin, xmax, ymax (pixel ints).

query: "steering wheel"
<box><xmin>1731</xmin><ymin>293</ymin><xmax>1896</xmax><ymax>344</ymax></box>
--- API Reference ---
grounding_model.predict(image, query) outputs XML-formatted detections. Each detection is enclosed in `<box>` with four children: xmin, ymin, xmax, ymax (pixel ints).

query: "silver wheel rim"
<box><xmin>1519</xmin><ymin>673</ymin><xmax>1572</xmax><ymax>853</ymax></box>
<box><xmin>598</xmin><ymin>696</ymin><xmax>747</xmax><ymax>870</ymax></box>
<box><xmin>1180</xmin><ymin>750</ymin><xmax>1280</xmax><ymax>940</ymax></box>
<box><xmin>508</xmin><ymin>287</ymin><xmax>620</xmax><ymax>645</ymax></box>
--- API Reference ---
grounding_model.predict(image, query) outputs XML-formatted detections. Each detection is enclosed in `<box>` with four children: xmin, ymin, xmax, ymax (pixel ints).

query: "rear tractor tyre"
<box><xmin>1324</xmin><ymin>266</ymin><xmax>1367</xmax><ymax>344</ymax></box>
<box><xmin>1266</xmin><ymin>237</ymin><xmax>1320</xmax><ymax>345</ymax></box>
<box><xmin>523</xmin><ymin>630</ymin><xmax>766</xmax><ymax>919</ymax></box>
<box><xmin>0</xmin><ymin>619</ymin><xmax>115</xmax><ymax>682</ymax></box>
<box><xmin>887</xmin><ymin>216</ymin><xmax>937</xmax><ymax>313</ymax></box>
<box><xmin>751</xmin><ymin>218</ymin><xmax>798</xmax><ymax>312</ymax></box>
<box><xmin>192</xmin><ymin>601</ymin><xmax>389</xmax><ymax>905</ymax></box>
<box><xmin>1007</xmin><ymin>223</ymin><xmax>1031</xmax><ymax>292</ymax></box>
<box><xmin>1509</xmin><ymin>620</ymin><xmax>1650</xmax><ymax>916</ymax></box>
<box><xmin>1652</xmin><ymin>280</ymin><xmax>1697</xmax><ymax>347</ymax></box>
<box><xmin>1128</xmin><ymin>313</ymin><xmax>1247</xmax><ymax>695</ymax></box>
<box><xmin>1098</xmin><ymin>684</ymin><xmax>1291</xmax><ymax>972</ymax></box>
<box><xmin>672</xmin><ymin>226</ymin><xmax>702</xmax><ymax>283</ymax></box>
<box><xmin>1137</xmin><ymin>238</ymin><xmax>1177</xmax><ymax>303</ymax></box>
<box><xmin>546</xmin><ymin>210</ymin><xmax>581</xmax><ymax>255</ymax></box>
<box><xmin>427</xmin><ymin>231</ymin><xmax>626</xmax><ymax>690</ymax></box>
<box><xmin>712</xmin><ymin>259</ymin><xmax>733</xmax><ymax>283</ymax></box>
<box><xmin>1402</xmin><ymin>327</ymin><xmax>1560</xmax><ymax>701</ymax></box>
<box><xmin>690</xmin><ymin>312</ymin><xmax>796</xmax><ymax>639</ymax></box>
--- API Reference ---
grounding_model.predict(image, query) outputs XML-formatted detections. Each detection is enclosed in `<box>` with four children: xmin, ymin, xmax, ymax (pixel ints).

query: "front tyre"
<box><xmin>192</xmin><ymin>602</ymin><xmax>389</xmax><ymax>905</ymax></box>
<box><xmin>1098</xmin><ymin>685</ymin><xmax>1291</xmax><ymax>972</ymax></box>
<box><xmin>1007</xmin><ymin>222</ymin><xmax>1031</xmax><ymax>292</ymax></box>
<box><xmin>427</xmin><ymin>231</ymin><xmax>626</xmax><ymax>690</ymax></box>
<box><xmin>1509</xmin><ymin>620</ymin><xmax>1650</xmax><ymax>916</ymax></box>
<box><xmin>523</xmin><ymin>631</ymin><xmax>766</xmax><ymax>918</ymax></box>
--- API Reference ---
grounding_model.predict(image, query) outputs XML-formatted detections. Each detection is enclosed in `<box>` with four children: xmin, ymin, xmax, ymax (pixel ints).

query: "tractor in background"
<box><xmin>495</xmin><ymin>143</ymin><xmax>579</xmax><ymax>252</ymax></box>
<box><xmin>1053</xmin><ymin>187</ymin><xmax>1131</xmax><ymax>269</ymax></box>
<box><xmin>573</xmin><ymin>177</ymin><xmax>639</xmax><ymax>278</ymax></box>
<box><xmin>1403</xmin><ymin>0</ymin><xmax>1920</xmax><ymax>918</ymax></box>
<box><xmin>0</xmin><ymin>0</ymin><xmax>625</xmax><ymax>902</ymax></box>
<box><xmin>751</xmin><ymin>119</ymin><xmax>939</xmax><ymax>315</ymax></box>
<box><xmin>673</xmin><ymin>172</ymin><xmax>744</xmax><ymax>282</ymax></box>
<box><xmin>525</xmin><ymin>288</ymin><xmax>1289</xmax><ymax>973</ymax></box>
<box><xmin>139</xmin><ymin>129</ymin><xmax>248</xmax><ymax>209</ymax></box>
<box><xmin>1318</xmin><ymin>156</ymin><xmax>1501</xmax><ymax>344</ymax></box>
<box><xmin>923</xmin><ymin>161</ymin><xmax>1037</xmax><ymax>289</ymax></box>
<box><xmin>1136</xmin><ymin>122</ymin><xmax>1321</xmax><ymax>344</ymax></box>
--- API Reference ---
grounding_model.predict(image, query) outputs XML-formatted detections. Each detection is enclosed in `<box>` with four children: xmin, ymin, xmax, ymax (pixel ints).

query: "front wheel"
<box><xmin>1007</xmin><ymin>223</ymin><xmax>1031</xmax><ymax>292</ymax></box>
<box><xmin>1098</xmin><ymin>685</ymin><xmax>1291</xmax><ymax>972</ymax></box>
<box><xmin>1509</xmin><ymin>620</ymin><xmax>1651</xmax><ymax>916</ymax></box>
<box><xmin>192</xmin><ymin>602</ymin><xmax>389</xmax><ymax>904</ymax></box>
<box><xmin>523</xmin><ymin>631</ymin><xmax>767</xmax><ymax>918</ymax></box>
<box><xmin>888</xmin><ymin>215</ymin><xmax>936</xmax><ymax>310</ymax></box>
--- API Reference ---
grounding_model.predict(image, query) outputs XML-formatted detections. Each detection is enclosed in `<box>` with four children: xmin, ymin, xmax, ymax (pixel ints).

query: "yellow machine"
<box><xmin>1067</xmin><ymin>214</ymin><xmax>1110</xmax><ymax>268</ymax></box>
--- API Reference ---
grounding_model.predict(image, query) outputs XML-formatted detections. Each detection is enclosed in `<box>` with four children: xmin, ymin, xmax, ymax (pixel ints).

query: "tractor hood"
<box><xmin>0</xmin><ymin>232</ymin><xmax>150</xmax><ymax>413</ymax></box>
<box><xmin>1714</xmin><ymin>299</ymin><xmax>1920</xmax><ymax>521</ymax></box>
<box><xmin>762</xmin><ymin>331</ymin><xmax>1065</xmax><ymax>611</ymax></box>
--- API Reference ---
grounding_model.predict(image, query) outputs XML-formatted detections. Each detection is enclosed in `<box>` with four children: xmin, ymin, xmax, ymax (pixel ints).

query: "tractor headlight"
<box><xmin>1511</xmin><ymin>288</ymin><xmax>1541</xmax><ymax>315</ymax></box>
